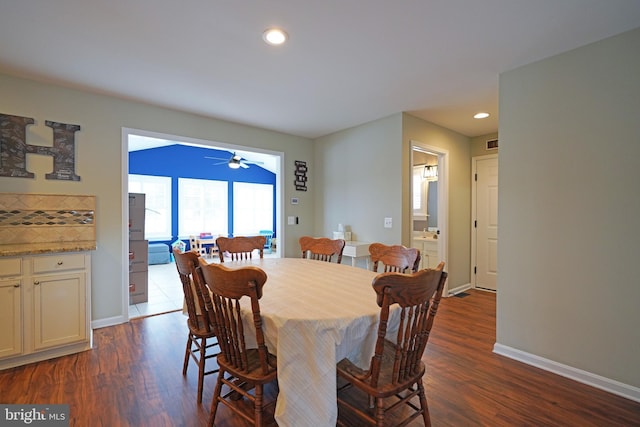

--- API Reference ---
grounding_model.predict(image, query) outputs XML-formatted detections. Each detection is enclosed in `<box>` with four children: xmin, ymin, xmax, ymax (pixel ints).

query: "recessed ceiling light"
<box><xmin>474</xmin><ymin>112</ymin><xmax>490</xmax><ymax>119</ymax></box>
<box><xmin>262</xmin><ymin>28</ymin><xmax>288</xmax><ymax>46</ymax></box>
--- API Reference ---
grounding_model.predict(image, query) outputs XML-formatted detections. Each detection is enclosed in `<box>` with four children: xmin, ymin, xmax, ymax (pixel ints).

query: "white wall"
<box><xmin>314</xmin><ymin>114</ymin><xmax>404</xmax><ymax>251</ymax></box>
<box><xmin>0</xmin><ymin>73</ymin><xmax>314</xmax><ymax>325</ymax></box>
<box><xmin>497</xmin><ymin>27</ymin><xmax>640</xmax><ymax>391</ymax></box>
<box><xmin>402</xmin><ymin>113</ymin><xmax>472</xmax><ymax>290</ymax></box>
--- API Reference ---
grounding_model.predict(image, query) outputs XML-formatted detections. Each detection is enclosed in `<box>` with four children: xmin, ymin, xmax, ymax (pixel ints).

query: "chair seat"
<box><xmin>337</xmin><ymin>339</ymin><xmax>426</xmax><ymax>398</ymax></box>
<box><xmin>218</xmin><ymin>350</ymin><xmax>278</xmax><ymax>384</ymax></box>
<box><xmin>188</xmin><ymin>313</ymin><xmax>215</xmax><ymax>338</ymax></box>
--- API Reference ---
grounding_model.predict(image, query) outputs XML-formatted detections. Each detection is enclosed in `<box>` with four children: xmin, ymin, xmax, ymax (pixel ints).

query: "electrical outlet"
<box><xmin>384</xmin><ymin>217</ymin><xmax>392</xmax><ymax>228</ymax></box>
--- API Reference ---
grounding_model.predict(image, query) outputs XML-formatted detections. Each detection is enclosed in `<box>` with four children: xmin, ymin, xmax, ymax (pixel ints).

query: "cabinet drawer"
<box><xmin>0</xmin><ymin>258</ymin><xmax>22</xmax><ymax>278</ymax></box>
<box><xmin>32</xmin><ymin>253</ymin><xmax>86</xmax><ymax>274</ymax></box>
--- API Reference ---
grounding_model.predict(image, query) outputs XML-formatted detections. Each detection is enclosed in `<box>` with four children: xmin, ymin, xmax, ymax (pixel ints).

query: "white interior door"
<box><xmin>474</xmin><ymin>156</ymin><xmax>498</xmax><ymax>291</ymax></box>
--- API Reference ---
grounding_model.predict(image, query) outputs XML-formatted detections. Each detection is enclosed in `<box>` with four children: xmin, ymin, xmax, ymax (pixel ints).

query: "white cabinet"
<box><xmin>422</xmin><ymin>240</ymin><xmax>440</xmax><ymax>269</ymax></box>
<box><xmin>0</xmin><ymin>252</ymin><xmax>91</xmax><ymax>370</ymax></box>
<box><xmin>412</xmin><ymin>239</ymin><xmax>440</xmax><ymax>270</ymax></box>
<box><xmin>0</xmin><ymin>258</ymin><xmax>22</xmax><ymax>359</ymax></box>
<box><xmin>33</xmin><ymin>272</ymin><xmax>87</xmax><ymax>350</ymax></box>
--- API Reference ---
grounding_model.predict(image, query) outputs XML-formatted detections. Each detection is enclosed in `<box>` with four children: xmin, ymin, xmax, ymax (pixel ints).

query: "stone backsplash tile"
<box><xmin>0</xmin><ymin>193</ymin><xmax>96</xmax><ymax>245</ymax></box>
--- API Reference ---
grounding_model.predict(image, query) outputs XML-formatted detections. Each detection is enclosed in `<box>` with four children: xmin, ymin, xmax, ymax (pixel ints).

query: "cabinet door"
<box><xmin>33</xmin><ymin>272</ymin><xmax>87</xmax><ymax>350</ymax></box>
<box><xmin>423</xmin><ymin>241</ymin><xmax>440</xmax><ymax>269</ymax></box>
<box><xmin>0</xmin><ymin>279</ymin><xmax>22</xmax><ymax>358</ymax></box>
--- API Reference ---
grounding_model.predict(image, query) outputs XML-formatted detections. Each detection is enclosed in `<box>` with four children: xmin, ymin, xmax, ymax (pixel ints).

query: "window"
<box><xmin>128</xmin><ymin>174</ymin><xmax>172</xmax><ymax>240</ymax></box>
<box><xmin>233</xmin><ymin>182</ymin><xmax>274</xmax><ymax>235</ymax></box>
<box><xmin>178</xmin><ymin>178</ymin><xmax>228</xmax><ymax>237</ymax></box>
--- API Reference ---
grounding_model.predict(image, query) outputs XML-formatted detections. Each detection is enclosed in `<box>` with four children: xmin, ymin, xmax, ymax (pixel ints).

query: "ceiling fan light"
<box><xmin>228</xmin><ymin>160</ymin><xmax>241</xmax><ymax>169</ymax></box>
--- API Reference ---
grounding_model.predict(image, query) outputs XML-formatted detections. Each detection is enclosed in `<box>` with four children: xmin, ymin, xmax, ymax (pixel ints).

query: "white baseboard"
<box><xmin>92</xmin><ymin>314</ymin><xmax>128</xmax><ymax>330</ymax></box>
<box><xmin>493</xmin><ymin>343</ymin><xmax>640</xmax><ymax>403</ymax></box>
<box><xmin>447</xmin><ymin>283</ymin><xmax>471</xmax><ymax>296</ymax></box>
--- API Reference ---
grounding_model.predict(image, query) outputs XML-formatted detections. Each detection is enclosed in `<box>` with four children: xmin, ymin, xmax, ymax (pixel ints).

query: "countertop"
<box><xmin>413</xmin><ymin>235</ymin><xmax>438</xmax><ymax>242</ymax></box>
<box><xmin>0</xmin><ymin>241</ymin><xmax>97</xmax><ymax>257</ymax></box>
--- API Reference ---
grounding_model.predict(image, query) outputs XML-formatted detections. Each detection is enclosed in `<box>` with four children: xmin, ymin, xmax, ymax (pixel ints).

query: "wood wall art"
<box><xmin>0</xmin><ymin>113</ymin><xmax>81</xmax><ymax>181</ymax></box>
<box><xmin>294</xmin><ymin>160</ymin><xmax>307</xmax><ymax>191</ymax></box>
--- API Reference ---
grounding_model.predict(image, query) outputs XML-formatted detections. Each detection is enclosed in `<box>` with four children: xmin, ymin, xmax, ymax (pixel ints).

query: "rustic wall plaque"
<box><xmin>294</xmin><ymin>160</ymin><xmax>307</xmax><ymax>191</ymax></box>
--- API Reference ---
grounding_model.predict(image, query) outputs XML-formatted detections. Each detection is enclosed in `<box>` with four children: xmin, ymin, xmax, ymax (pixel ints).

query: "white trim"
<box><xmin>121</xmin><ymin>128</ymin><xmax>131</xmax><ymax>322</ymax></box>
<box><xmin>493</xmin><ymin>343</ymin><xmax>640</xmax><ymax>403</ymax></box>
<box><xmin>447</xmin><ymin>283</ymin><xmax>472</xmax><ymax>296</ymax></box>
<box><xmin>92</xmin><ymin>315</ymin><xmax>128</xmax><ymax>330</ymax></box>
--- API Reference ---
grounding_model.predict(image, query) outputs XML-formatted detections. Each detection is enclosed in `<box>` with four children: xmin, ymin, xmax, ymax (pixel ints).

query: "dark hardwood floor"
<box><xmin>1</xmin><ymin>289</ymin><xmax>638</xmax><ymax>426</ymax></box>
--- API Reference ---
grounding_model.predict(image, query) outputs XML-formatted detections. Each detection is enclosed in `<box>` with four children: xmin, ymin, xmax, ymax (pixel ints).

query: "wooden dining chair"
<box><xmin>197</xmin><ymin>260</ymin><xmax>278</xmax><ymax>427</ymax></box>
<box><xmin>259</xmin><ymin>230</ymin><xmax>274</xmax><ymax>254</ymax></box>
<box><xmin>299</xmin><ymin>236</ymin><xmax>346</xmax><ymax>263</ymax></box>
<box><xmin>369</xmin><ymin>242</ymin><xmax>421</xmax><ymax>273</ymax></box>
<box><xmin>172</xmin><ymin>249</ymin><xmax>219</xmax><ymax>404</ymax></box>
<box><xmin>336</xmin><ymin>262</ymin><xmax>448</xmax><ymax>427</ymax></box>
<box><xmin>216</xmin><ymin>235</ymin><xmax>266</xmax><ymax>262</ymax></box>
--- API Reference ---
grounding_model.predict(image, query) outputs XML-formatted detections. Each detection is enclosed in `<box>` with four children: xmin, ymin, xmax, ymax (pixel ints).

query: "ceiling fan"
<box><xmin>204</xmin><ymin>152</ymin><xmax>263</xmax><ymax>169</ymax></box>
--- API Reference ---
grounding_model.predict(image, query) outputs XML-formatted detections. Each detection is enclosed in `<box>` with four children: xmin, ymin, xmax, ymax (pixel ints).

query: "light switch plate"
<box><xmin>384</xmin><ymin>217</ymin><xmax>392</xmax><ymax>228</ymax></box>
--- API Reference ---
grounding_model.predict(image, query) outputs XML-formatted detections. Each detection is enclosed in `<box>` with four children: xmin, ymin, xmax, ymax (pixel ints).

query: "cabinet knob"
<box><xmin>34</xmin><ymin>281</ymin><xmax>40</xmax><ymax>285</ymax></box>
<box><xmin>14</xmin><ymin>283</ymin><xmax>20</xmax><ymax>288</ymax></box>
<box><xmin>57</xmin><ymin>261</ymin><xmax>64</xmax><ymax>265</ymax></box>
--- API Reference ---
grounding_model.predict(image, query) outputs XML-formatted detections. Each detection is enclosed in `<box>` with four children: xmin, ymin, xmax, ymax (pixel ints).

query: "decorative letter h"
<box><xmin>0</xmin><ymin>113</ymin><xmax>81</xmax><ymax>181</ymax></box>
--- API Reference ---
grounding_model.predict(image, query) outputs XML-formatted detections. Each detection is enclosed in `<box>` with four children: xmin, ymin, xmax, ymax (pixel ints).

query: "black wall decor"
<box><xmin>0</xmin><ymin>113</ymin><xmax>81</xmax><ymax>181</ymax></box>
<box><xmin>294</xmin><ymin>160</ymin><xmax>307</xmax><ymax>191</ymax></box>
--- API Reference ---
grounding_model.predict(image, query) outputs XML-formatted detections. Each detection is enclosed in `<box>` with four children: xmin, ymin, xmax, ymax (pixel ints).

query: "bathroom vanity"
<box><xmin>412</xmin><ymin>235</ymin><xmax>440</xmax><ymax>270</ymax></box>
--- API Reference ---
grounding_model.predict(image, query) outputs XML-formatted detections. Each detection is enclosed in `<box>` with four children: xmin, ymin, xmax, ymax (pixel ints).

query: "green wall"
<box><xmin>0</xmin><ymin>73</ymin><xmax>314</xmax><ymax>325</ymax></box>
<box><xmin>498</xmin><ymin>27</ymin><xmax>640</xmax><ymax>391</ymax></box>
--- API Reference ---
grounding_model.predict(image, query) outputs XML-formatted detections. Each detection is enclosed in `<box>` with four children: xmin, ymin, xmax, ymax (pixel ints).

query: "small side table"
<box><xmin>342</xmin><ymin>241</ymin><xmax>371</xmax><ymax>268</ymax></box>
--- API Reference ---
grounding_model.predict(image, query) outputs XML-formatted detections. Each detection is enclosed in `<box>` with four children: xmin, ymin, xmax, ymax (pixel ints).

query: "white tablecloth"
<box><xmin>220</xmin><ymin>257</ymin><xmax>389</xmax><ymax>427</ymax></box>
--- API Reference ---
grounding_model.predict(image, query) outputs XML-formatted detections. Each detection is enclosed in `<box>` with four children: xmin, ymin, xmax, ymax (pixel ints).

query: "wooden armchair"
<box><xmin>198</xmin><ymin>260</ymin><xmax>277</xmax><ymax>427</ymax></box>
<box><xmin>172</xmin><ymin>249</ymin><xmax>219</xmax><ymax>403</ymax></box>
<box><xmin>299</xmin><ymin>236</ymin><xmax>346</xmax><ymax>263</ymax></box>
<box><xmin>369</xmin><ymin>242</ymin><xmax>421</xmax><ymax>273</ymax></box>
<box><xmin>336</xmin><ymin>262</ymin><xmax>448</xmax><ymax>427</ymax></box>
<box><xmin>216</xmin><ymin>235</ymin><xmax>266</xmax><ymax>262</ymax></box>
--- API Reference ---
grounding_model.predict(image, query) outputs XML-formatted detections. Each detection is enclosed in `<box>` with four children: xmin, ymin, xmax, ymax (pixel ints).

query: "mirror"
<box><xmin>412</xmin><ymin>149</ymin><xmax>438</xmax><ymax>231</ymax></box>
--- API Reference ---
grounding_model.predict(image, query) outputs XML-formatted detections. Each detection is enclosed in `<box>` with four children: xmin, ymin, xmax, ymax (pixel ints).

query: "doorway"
<box><xmin>471</xmin><ymin>154</ymin><xmax>498</xmax><ymax>291</ymax></box>
<box><xmin>410</xmin><ymin>141</ymin><xmax>449</xmax><ymax>295</ymax></box>
<box><xmin>121</xmin><ymin>128</ymin><xmax>284</xmax><ymax>318</ymax></box>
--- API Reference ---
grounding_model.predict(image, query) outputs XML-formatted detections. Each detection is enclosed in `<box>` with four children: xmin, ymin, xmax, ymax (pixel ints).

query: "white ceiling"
<box><xmin>2</xmin><ymin>1</ymin><xmax>640</xmax><ymax>139</ymax></box>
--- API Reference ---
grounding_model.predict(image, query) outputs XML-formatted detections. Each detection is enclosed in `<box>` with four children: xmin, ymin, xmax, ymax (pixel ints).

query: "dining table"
<box><xmin>214</xmin><ymin>257</ymin><xmax>398</xmax><ymax>427</ymax></box>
